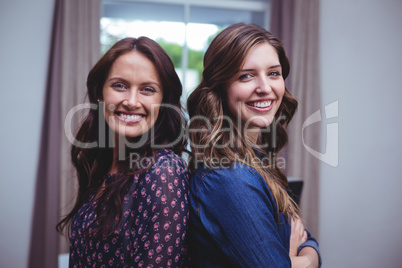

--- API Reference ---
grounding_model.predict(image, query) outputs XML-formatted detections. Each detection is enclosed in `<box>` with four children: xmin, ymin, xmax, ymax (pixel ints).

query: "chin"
<box><xmin>122</xmin><ymin>129</ymin><xmax>150</xmax><ymax>139</ymax></box>
<box><xmin>109</xmin><ymin>125</ymin><xmax>150</xmax><ymax>140</ymax></box>
<box><xmin>249</xmin><ymin>118</ymin><xmax>275</xmax><ymax>129</ymax></box>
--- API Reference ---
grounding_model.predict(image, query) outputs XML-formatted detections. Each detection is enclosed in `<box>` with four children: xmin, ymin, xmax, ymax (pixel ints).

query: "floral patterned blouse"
<box><xmin>69</xmin><ymin>149</ymin><xmax>190</xmax><ymax>268</ymax></box>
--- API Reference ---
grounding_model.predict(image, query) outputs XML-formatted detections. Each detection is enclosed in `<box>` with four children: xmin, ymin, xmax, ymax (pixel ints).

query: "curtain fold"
<box><xmin>270</xmin><ymin>0</ymin><xmax>321</xmax><ymax>237</ymax></box>
<box><xmin>269</xmin><ymin>0</ymin><xmax>294</xmax><ymax>80</ymax></box>
<box><xmin>28</xmin><ymin>0</ymin><xmax>62</xmax><ymax>267</ymax></box>
<box><xmin>59</xmin><ymin>0</ymin><xmax>101</xmax><ymax>254</ymax></box>
<box><xmin>29</xmin><ymin>0</ymin><xmax>101</xmax><ymax>267</ymax></box>
<box><xmin>287</xmin><ymin>0</ymin><xmax>321</xmax><ymax>238</ymax></box>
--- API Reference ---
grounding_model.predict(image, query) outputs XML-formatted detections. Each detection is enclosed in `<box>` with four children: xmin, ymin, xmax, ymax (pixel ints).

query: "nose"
<box><xmin>255</xmin><ymin>75</ymin><xmax>272</xmax><ymax>94</ymax></box>
<box><xmin>124</xmin><ymin>89</ymin><xmax>140</xmax><ymax>108</ymax></box>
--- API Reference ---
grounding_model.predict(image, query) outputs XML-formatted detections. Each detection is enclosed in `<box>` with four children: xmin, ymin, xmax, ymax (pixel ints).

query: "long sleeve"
<box><xmin>298</xmin><ymin>230</ymin><xmax>322</xmax><ymax>267</ymax></box>
<box><xmin>190</xmin><ymin>164</ymin><xmax>291</xmax><ymax>268</ymax></box>
<box><xmin>69</xmin><ymin>149</ymin><xmax>190</xmax><ymax>268</ymax></box>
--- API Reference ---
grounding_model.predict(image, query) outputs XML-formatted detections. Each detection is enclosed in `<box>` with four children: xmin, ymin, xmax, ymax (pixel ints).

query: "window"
<box><xmin>101</xmin><ymin>0</ymin><xmax>270</xmax><ymax>102</ymax></box>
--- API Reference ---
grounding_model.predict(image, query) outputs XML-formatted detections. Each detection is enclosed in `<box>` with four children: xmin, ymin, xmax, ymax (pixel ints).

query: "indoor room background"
<box><xmin>1</xmin><ymin>0</ymin><xmax>401</xmax><ymax>267</ymax></box>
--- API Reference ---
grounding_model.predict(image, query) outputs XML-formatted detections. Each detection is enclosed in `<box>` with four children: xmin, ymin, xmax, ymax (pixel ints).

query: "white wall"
<box><xmin>0</xmin><ymin>0</ymin><xmax>54</xmax><ymax>267</ymax></box>
<box><xmin>319</xmin><ymin>0</ymin><xmax>402</xmax><ymax>267</ymax></box>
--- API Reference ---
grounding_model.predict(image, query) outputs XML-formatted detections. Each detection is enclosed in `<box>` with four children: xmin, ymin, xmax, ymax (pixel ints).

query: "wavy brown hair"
<box><xmin>187</xmin><ymin>23</ymin><xmax>299</xmax><ymax>218</ymax></box>
<box><xmin>57</xmin><ymin>37</ymin><xmax>187</xmax><ymax>238</ymax></box>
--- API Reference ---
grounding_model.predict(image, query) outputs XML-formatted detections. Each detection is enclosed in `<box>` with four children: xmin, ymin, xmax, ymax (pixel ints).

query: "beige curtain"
<box><xmin>59</xmin><ymin>0</ymin><xmax>101</xmax><ymax>254</ymax></box>
<box><xmin>29</xmin><ymin>0</ymin><xmax>101</xmax><ymax>267</ymax></box>
<box><xmin>29</xmin><ymin>2</ymin><xmax>63</xmax><ymax>267</ymax></box>
<box><xmin>270</xmin><ymin>0</ymin><xmax>321</xmax><ymax>237</ymax></box>
<box><xmin>287</xmin><ymin>0</ymin><xmax>321</xmax><ymax>238</ymax></box>
<box><xmin>269</xmin><ymin>0</ymin><xmax>294</xmax><ymax>79</ymax></box>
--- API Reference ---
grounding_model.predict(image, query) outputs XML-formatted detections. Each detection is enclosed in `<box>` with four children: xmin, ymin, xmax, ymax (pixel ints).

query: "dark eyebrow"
<box><xmin>269</xmin><ymin>65</ymin><xmax>282</xmax><ymax>69</ymax></box>
<box><xmin>107</xmin><ymin>78</ymin><xmax>161</xmax><ymax>89</ymax></box>
<box><xmin>107</xmin><ymin>77</ymin><xmax>128</xmax><ymax>84</ymax></box>
<box><xmin>240</xmin><ymin>65</ymin><xmax>282</xmax><ymax>72</ymax></box>
<box><xmin>142</xmin><ymin>82</ymin><xmax>162</xmax><ymax>90</ymax></box>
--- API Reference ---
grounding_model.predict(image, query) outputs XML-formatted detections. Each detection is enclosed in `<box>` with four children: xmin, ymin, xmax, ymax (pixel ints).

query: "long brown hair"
<box><xmin>57</xmin><ymin>37</ymin><xmax>187</xmax><ymax>237</ymax></box>
<box><xmin>187</xmin><ymin>23</ymin><xmax>299</xmax><ymax>218</ymax></box>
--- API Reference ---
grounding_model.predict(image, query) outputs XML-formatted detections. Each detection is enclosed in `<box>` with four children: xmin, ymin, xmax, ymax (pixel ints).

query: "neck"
<box><xmin>245</xmin><ymin>128</ymin><xmax>260</xmax><ymax>144</ymax></box>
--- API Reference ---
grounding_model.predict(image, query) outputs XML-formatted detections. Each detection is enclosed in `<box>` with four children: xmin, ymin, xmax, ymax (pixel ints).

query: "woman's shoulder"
<box><xmin>154</xmin><ymin>149</ymin><xmax>187</xmax><ymax>166</ymax></box>
<box><xmin>190</xmin><ymin>163</ymin><xmax>261</xmax><ymax>192</ymax></box>
<box><xmin>147</xmin><ymin>149</ymin><xmax>189</xmax><ymax>177</ymax></box>
<box><xmin>194</xmin><ymin>162</ymin><xmax>258</xmax><ymax>178</ymax></box>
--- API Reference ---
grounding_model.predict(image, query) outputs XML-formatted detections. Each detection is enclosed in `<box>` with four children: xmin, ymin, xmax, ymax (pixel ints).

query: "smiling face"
<box><xmin>102</xmin><ymin>51</ymin><xmax>163</xmax><ymax>138</ymax></box>
<box><xmin>225</xmin><ymin>42</ymin><xmax>285</xmax><ymax>141</ymax></box>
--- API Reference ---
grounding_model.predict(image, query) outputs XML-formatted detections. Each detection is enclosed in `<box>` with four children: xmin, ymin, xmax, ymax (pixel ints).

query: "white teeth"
<box><xmin>251</xmin><ymin>101</ymin><xmax>272</xmax><ymax>108</ymax></box>
<box><xmin>120</xmin><ymin>114</ymin><xmax>142</xmax><ymax>120</ymax></box>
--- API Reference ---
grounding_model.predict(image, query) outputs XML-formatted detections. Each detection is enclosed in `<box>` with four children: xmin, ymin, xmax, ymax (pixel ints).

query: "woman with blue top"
<box><xmin>187</xmin><ymin>23</ymin><xmax>321</xmax><ymax>267</ymax></box>
<box><xmin>57</xmin><ymin>37</ymin><xmax>190</xmax><ymax>267</ymax></box>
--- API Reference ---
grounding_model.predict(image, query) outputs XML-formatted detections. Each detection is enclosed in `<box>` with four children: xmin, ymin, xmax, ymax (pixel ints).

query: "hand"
<box><xmin>290</xmin><ymin>255</ymin><xmax>314</xmax><ymax>268</ymax></box>
<box><xmin>289</xmin><ymin>217</ymin><xmax>307</xmax><ymax>257</ymax></box>
<box><xmin>291</xmin><ymin>247</ymin><xmax>319</xmax><ymax>268</ymax></box>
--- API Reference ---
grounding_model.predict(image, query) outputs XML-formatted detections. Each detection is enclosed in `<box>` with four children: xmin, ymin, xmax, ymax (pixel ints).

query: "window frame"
<box><xmin>101</xmin><ymin>0</ymin><xmax>271</xmax><ymax>99</ymax></box>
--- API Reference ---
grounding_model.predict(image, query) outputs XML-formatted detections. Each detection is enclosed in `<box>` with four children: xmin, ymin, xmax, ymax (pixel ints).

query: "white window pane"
<box><xmin>101</xmin><ymin>1</ymin><xmax>269</xmax><ymax>104</ymax></box>
<box><xmin>189</xmin><ymin>5</ymin><xmax>265</xmax><ymax>26</ymax></box>
<box><xmin>103</xmin><ymin>2</ymin><xmax>184</xmax><ymax>22</ymax></box>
